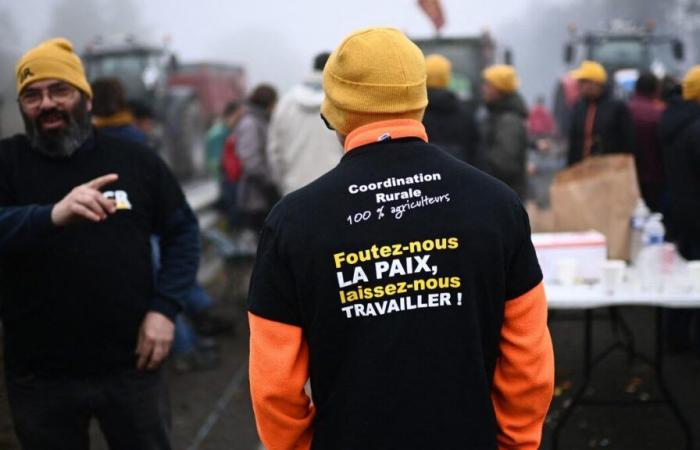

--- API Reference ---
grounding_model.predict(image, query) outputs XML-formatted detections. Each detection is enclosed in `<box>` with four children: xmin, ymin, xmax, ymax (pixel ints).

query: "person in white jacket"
<box><xmin>267</xmin><ymin>53</ymin><xmax>343</xmax><ymax>195</ymax></box>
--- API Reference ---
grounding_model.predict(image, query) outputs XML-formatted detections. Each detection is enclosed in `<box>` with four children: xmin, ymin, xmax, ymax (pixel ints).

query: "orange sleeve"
<box><xmin>248</xmin><ymin>312</ymin><xmax>315</xmax><ymax>450</ymax></box>
<box><xmin>491</xmin><ymin>282</ymin><xmax>555</xmax><ymax>450</ymax></box>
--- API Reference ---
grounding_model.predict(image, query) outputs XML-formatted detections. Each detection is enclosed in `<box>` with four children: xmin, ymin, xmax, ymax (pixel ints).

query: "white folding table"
<box><xmin>546</xmin><ymin>283</ymin><xmax>700</xmax><ymax>450</ymax></box>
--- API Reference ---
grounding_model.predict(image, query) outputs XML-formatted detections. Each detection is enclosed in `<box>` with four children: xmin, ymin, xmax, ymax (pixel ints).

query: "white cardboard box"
<box><xmin>531</xmin><ymin>231</ymin><xmax>607</xmax><ymax>283</ymax></box>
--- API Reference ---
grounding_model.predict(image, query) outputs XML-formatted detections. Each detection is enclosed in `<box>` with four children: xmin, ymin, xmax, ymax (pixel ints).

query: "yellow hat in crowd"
<box><xmin>15</xmin><ymin>37</ymin><xmax>93</xmax><ymax>98</ymax></box>
<box><xmin>482</xmin><ymin>65</ymin><xmax>519</xmax><ymax>94</ymax></box>
<box><xmin>571</xmin><ymin>60</ymin><xmax>608</xmax><ymax>85</ymax></box>
<box><xmin>426</xmin><ymin>54</ymin><xmax>452</xmax><ymax>89</ymax></box>
<box><xmin>682</xmin><ymin>65</ymin><xmax>700</xmax><ymax>101</ymax></box>
<box><xmin>321</xmin><ymin>27</ymin><xmax>428</xmax><ymax>136</ymax></box>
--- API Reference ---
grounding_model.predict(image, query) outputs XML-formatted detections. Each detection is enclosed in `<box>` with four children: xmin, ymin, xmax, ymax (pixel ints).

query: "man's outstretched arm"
<box><xmin>0</xmin><ymin>173</ymin><xmax>118</xmax><ymax>256</ymax></box>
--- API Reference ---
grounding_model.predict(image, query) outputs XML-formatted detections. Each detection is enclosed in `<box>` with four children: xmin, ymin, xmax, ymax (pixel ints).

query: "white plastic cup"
<box><xmin>555</xmin><ymin>259</ymin><xmax>578</xmax><ymax>286</ymax></box>
<box><xmin>688</xmin><ymin>261</ymin><xmax>700</xmax><ymax>292</ymax></box>
<box><xmin>602</xmin><ymin>260</ymin><xmax>626</xmax><ymax>294</ymax></box>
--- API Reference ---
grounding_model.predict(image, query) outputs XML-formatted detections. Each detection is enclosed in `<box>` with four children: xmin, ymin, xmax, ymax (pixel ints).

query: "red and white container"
<box><xmin>531</xmin><ymin>231</ymin><xmax>607</xmax><ymax>283</ymax></box>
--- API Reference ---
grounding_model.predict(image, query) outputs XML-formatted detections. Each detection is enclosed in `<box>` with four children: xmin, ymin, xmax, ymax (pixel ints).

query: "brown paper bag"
<box><xmin>549</xmin><ymin>154</ymin><xmax>640</xmax><ymax>260</ymax></box>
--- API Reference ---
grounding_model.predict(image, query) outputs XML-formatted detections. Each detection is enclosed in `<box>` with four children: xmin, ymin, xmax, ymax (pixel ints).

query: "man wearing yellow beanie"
<box><xmin>566</xmin><ymin>59</ymin><xmax>634</xmax><ymax>165</ymax></box>
<box><xmin>422</xmin><ymin>54</ymin><xmax>479</xmax><ymax>164</ymax></box>
<box><xmin>248</xmin><ymin>27</ymin><xmax>553</xmax><ymax>450</ymax></box>
<box><xmin>1</xmin><ymin>38</ymin><xmax>200</xmax><ymax>449</ymax></box>
<box><xmin>14</xmin><ymin>37</ymin><xmax>94</xmax><ymax>158</ymax></box>
<box><xmin>480</xmin><ymin>64</ymin><xmax>529</xmax><ymax>198</ymax></box>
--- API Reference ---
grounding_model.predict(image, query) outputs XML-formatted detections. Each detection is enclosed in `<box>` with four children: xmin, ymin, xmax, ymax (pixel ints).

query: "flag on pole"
<box><xmin>418</xmin><ymin>0</ymin><xmax>445</xmax><ymax>31</ymax></box>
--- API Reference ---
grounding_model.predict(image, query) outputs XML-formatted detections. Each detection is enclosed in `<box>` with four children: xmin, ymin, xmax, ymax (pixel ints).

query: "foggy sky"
<box><xmin>1</xmin><ymin>0</ymin><xmax>687</xmax><ymax>136</ymax></box>
<box><xmin>4</xmin><ymin>0</ymin><xmax>567</xmax><ymax>92</ymax></box>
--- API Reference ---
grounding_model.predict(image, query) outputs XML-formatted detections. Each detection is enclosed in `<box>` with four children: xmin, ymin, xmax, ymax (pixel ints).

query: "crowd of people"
<box><xmin>1</xmin><ymin>24</ymin><xmax>700</xmax><ymax>450</ymax></box>
<box><xmin>205</xmin><ymin>52</ymin><xmax>344</xmax><ymax>243</ymax></box>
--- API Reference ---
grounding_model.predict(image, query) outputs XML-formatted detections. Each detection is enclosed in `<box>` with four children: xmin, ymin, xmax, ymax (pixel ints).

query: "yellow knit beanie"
<box><xmin>16</xmin><ymin>37</ymin><xmax>93</xmax><ymax>98</ymax></box>
<box><xmin>426</xmin><ymin>54</ymin><xmax>451</xmax><ymax>89</ymax></box>
<box><xmin>571</xmin><ymin>60</ymin><xmax>608</xmax><ymax>85</ymax></box>
<box><xmin>682</xmin><ymin>66</ymin><xmax>700</xmax><ymax>101</ymax></box>
<box><xmin>482</xmin><ymin>65</ymin><xmax>519</xmax><ymax>94</ymax></box>
<box><xmin>321</xmin><ymin>27</ymin><xmax>428</xmax><ymax>136</ymax></box>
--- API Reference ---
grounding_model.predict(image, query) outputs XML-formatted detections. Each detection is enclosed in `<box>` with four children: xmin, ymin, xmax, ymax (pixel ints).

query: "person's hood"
<box><xmin>427</xmin><ymin>88</ymin><xmax>460</xmax><ymax>114</ymax></box>
<box><xmin>487</xmin><ymin>92</ymin><xmax>528</xmax><ymax>118</ymax></box>
<box><xmin>290</xmin><ymin>71</ymin><xmax>325</xmax><ymax>110</ymax></box>
<box><xmin>658</xmin><ymin>99</ymin><xmax>700</xmax><ymax>146</ymax></box>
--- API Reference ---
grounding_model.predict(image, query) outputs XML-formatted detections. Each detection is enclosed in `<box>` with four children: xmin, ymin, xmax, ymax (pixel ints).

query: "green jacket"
<box><xmin>481</xmin><ymin>93</ymin><xmax>529</xmax><ymax>198</ymax></box>
<box><xmin>205</xmin><ymin>122</ymin><xmax>230</xmax><ymax>179</ymax></box>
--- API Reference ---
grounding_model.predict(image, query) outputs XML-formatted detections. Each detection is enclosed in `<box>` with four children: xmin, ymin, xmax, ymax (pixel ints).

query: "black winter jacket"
<box><xmin>0</xmin><ymin>130</ymin><xmax>200</xmax><ymax>376</ymax></box>
<box><xmin>423</xmin><ymin>88</ymin><xmax>479</xmax><ymax>164</ymax></box>
<box><xmin>567</xmin><ymin>94</ymin><xmax>635</xmax><ymax>166</ymax></box>
<box><xmin>480</xmin><ymin>93</ymin><xmax>529</xmax><ymax>198</ymax></box>
<box><xmin>658</xmin><ymin>100</ymin><xmax>700</xmax><ymax>259</ymax></box>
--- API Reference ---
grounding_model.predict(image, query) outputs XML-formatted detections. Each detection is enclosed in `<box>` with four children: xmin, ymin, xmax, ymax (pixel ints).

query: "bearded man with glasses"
<box><xmin>0</xmin><ymin>38</ymin><xmax>200</xmax><ymax>450</ymax></box>
<box><xmin>18</xmin><ymin>80</ymin><xmax>92</xmax><ymax>159</ymax></box>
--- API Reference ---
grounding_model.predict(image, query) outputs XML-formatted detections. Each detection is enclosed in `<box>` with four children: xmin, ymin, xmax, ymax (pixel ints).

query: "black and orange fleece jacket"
<box><xmin>248</xmin><ymin>119</ymin><xmax>554</xmax><ymax>450</ymax></box>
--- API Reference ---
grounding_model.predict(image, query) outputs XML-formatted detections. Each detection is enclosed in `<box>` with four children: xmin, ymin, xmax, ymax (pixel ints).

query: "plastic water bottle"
<box><xmin>629</xmin><ymin>199</ymin><xmax>650</xmax><ymax>265</ymax></box>
<box><xmin>642</xmin><ymin>213</ymin><xmax>665</xmax><ymax>247</ymax></box>
<box><xmin>638</xmin><ymin>213</ymin><xmax>665</xmax><ymax>290</ymax></box>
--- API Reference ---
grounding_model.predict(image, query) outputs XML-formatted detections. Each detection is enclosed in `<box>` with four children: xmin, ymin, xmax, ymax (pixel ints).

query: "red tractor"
<box><xmin>83</xmin><ymin>35</ymin><xmax>246</xmax><ymax>181</ymax></box>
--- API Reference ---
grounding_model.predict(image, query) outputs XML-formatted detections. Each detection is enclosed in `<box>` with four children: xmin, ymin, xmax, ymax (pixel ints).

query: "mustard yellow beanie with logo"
<box><xmin>16</xmin><ymin>37</ymin><xmax>93</xmax><ymax>98</ymax></box>
<box><xmin>426</xmin><ymin>54</ymin><xmax>451</xmax><ymax>89</ymax></box>
<box><xmin>321</xmin><ymin>27</ymin><xmax>428</xmax><ymax>136</ymax></box>
<box><xmin>482</xmin><ymin>65</ymin><xmax>519</xmax><ymax>94</ymax></box>
<box><xmin>682</xmin><ymin>65</ymin><xmax>700</xmax><ymax>101</ymax></box>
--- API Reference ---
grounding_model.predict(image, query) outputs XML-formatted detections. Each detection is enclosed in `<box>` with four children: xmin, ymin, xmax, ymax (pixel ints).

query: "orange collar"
<box><xmin>344</xmin><ymin>119</ymin><xmax>428</xmax><ymax>153</ymax></box>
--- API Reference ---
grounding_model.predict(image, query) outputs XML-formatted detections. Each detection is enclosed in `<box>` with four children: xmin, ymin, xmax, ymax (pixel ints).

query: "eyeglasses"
<box><xmin>18</xmin><ymin>82</ymin><xmax>78</xmax><ymax>109</ymax></box>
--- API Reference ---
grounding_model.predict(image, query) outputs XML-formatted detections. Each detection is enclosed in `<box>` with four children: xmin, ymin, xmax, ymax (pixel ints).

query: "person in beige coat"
<box><xmin>266</xmin><ymin>53</ymin><xmax>343</xmax><ymax>195</ymax></box>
